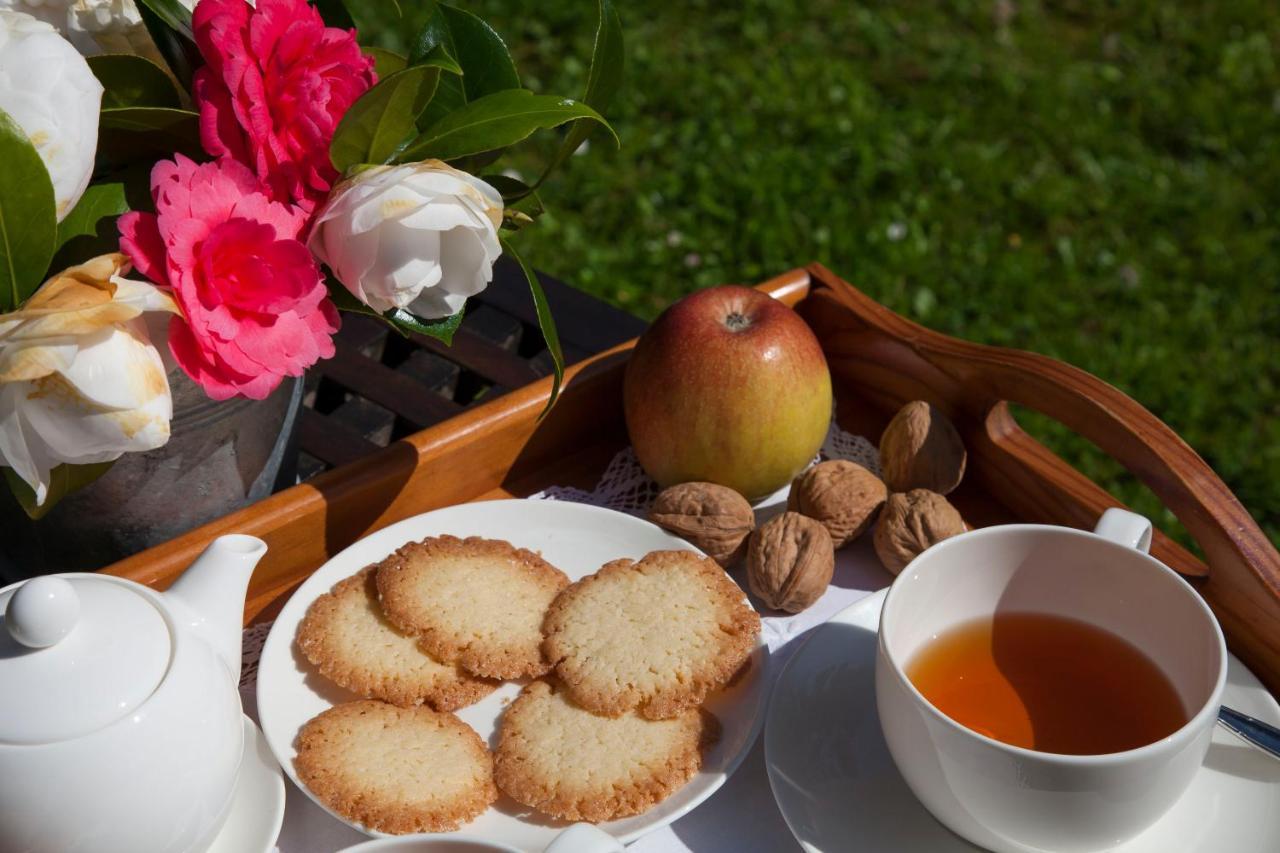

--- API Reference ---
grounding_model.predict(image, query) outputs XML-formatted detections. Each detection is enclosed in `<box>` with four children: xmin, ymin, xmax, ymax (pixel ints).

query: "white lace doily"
<box><xmin>529</xmin><ymin>418</ymin><xmax>879</xmax><ymax>516</ymax></box>
<box><xmin>239</xmin><ymin>417</ymin><xmax>881</xmax><ymax>689</ymax></box>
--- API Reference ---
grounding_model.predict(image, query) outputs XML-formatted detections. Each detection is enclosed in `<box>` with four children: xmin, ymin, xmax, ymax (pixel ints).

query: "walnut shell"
<box><xmin>747</xmin><ymin>512</ymin><xmax>834</xmax><ymax>613</ymax></box>
<box><xmin>878</xmin><ymin>401</ymin><xmax>967</xmax><ymax>494</ymax></box>
<box><xmin>787</xmin><ymin>460</ymin><xmax>887</xmax><ymax>547</ymax></box>
<box><xmin>873</xmin><ymin>489</ymin><xmax>966</xmax><ymax>575</ymax></box>
<box><xmin>649</xmin><ymin>482</ymin><xmax>755</xmax><ymax>567</ymax></box>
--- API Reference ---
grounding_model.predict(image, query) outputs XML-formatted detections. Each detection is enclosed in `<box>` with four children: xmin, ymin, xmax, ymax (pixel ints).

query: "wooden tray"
<box><xmin>104</xmin><ymin>264</ymin><xmax>1280</xmax><ymax>693</ymax></box>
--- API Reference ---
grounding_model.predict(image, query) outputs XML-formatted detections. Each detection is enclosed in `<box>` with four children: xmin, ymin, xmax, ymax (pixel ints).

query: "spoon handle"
<box><xmin>1218</xmin><ymin>706</ymin><xmax>1280</xmax><ymax>760</ymax></box>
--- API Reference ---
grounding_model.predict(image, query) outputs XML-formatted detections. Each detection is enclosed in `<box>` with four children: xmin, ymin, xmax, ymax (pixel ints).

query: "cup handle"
<box><xmin>1093</xmin><ymin>508</ymin><xmax>1153</xmax><ymax>554</ymax></box>
<box><xmin>542</xmin><ymin>823</ymin><xmax>625</xmax><ymax>853</ymax></box>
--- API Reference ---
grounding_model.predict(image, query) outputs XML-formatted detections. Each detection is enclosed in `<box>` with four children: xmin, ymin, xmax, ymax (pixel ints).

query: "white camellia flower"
<box><xmin>309</xmin><ymin>160</ymin><xmax>505</xmax><ymax>319</ymax></box>
<box><xmin>0</xmin><ymin>10</ymin><xmax>103</xmax><ymax>220</ymax></box>
<box><xmin>0</xmin><ymin>0</ymin><xmax>182</xmax><ymax>57</ymax></box>
<box><xmin>0</xmin><ymin>254</ymin><xmax>178</xmax><ymax>505</ymax></box>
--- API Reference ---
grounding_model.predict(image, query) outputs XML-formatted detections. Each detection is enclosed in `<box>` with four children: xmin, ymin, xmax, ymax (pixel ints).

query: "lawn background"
<box><xmin>360</xmin><ymin>1</ymin><xmax>1279</xmax><ymax>550</ymax></box>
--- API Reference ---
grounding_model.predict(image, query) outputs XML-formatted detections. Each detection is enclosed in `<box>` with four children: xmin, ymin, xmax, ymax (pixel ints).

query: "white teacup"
<box><xmin>876</xmin><ymin>508</ymin><xmax>1227</xmax><ymax>853</ymax></box>
<box><xmin>338</xmin><ymin>823</ymin><xmax>623</xmax><ymax>853</ymax></box>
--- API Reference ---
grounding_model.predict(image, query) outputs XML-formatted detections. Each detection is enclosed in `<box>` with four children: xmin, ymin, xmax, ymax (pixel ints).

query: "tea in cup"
<box><xmin>876</xmin><ymin>509</ymin><xmax>1226</xmax><ymax>853</ymax></box>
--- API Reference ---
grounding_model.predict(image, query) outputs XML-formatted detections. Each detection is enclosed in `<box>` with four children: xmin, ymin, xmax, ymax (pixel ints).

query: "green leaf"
<box><xmin>88</xmin><ymin>54</ymin><xmax>182</xmax><ymax>109</ymax></box>
<box><xmin>364</xmin><ymin>46</ymin><xmax>407</xmax><ymax>78</ymax></box>
<box><xmin>136</xmin><ymin>0</ymin><xmax>192</xmax><ymax>38</ymax></box>
<box><xmin>481</xmin><ymin>174</ymin><xmax>545</xmax><ymax>225</ymax></box>
<box><xmin>100</xmin><ymin>106</ymin><xmax>199</xmax><ymax>134</ymax></box>
<box><xmin>414</xmin><ymin>4</ymin><xmax>519</xmax><ymax>130</ymax></box>
<box><xmin>331</xmin><ymin>66</ymin><xmax>441</xmax><ymax>172</ymax></box>
<box><xmin>408</xmin><ymin>2</ymin><xmax>453</xmax><ymax>67</ymax></box>
<box><xmin>384</xmin><ymin>306</ymin><xmax>464</xmax><ymax>344</ymax></box>
<box><xmin>501</xmin><ymin>237</ymin><xmax>562</xmax><ymax>417</ymax></box>
<box><xmin>0</xmin><ymin>108</ymin><xmax>57</xmax><ymax>312</ymax></box>
<box><xmin>4</xmin><ymin>462</ymin><xmax>115</xmax><ymax>520</ymax></box>
<box><xmin>536</xmin><ymin>0</ymin><xmax>624</xmax><ymax>188</ymax></box>
<box><xmin>136</xmin><ymin>1</ymin><xmax>199</xmax><ymax>89</ymax></box>
<box><xmin>325</xmin><ymin>276</ymin><xmax>464</xmax><ymax>343</ymax></box>
<box><xmin>481</xmin><ymin>174</ymin><xmax>539</xmax><ymax>204</ymax></box>
<box><xmin>400</xmin><ymin>90</ymin><xmax>616</xmax><ymax>163</ymax></box>
<box><xmin>54</xmin><ymin>183</ymin><xmax>129</xmax><ymax>254</ymax></box>
<box><xmin>313</xmin><ymin>0</ymin><xmax>356</xmax><ymax>29</ymax></box>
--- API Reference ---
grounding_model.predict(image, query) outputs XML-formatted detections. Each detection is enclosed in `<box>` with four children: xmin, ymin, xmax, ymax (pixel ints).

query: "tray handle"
<box><xmin>803</xmin><ymin>263</ymin><xmax>1280</xmax><ymax>689</ymax></box>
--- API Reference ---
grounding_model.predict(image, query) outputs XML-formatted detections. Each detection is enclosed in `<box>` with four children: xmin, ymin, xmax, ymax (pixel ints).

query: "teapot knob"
<box><xmin>6</xmin><ymin>576</ymin><xmax>80</xmax><ymax>648</ymax></box>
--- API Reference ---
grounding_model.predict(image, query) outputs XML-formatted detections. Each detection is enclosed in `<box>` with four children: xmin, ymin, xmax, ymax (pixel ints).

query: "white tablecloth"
<box><xmin>248</xmin><ymin>429</ymin><xmax>892</xmax><ymax>851</ymax></box>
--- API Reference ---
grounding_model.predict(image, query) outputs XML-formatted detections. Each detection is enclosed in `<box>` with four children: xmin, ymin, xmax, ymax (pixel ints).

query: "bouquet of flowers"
<box><xmin>0</xmin><ymin>0</ymin><xmax>621</xmax><ymax>516</ymax></box>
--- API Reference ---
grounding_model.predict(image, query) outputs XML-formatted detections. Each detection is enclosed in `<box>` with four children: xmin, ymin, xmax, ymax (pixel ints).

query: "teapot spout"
<box><xmin>166</xmin><ymin>534</ymin><xmax>267</xmax><ymax>683</ymax></box>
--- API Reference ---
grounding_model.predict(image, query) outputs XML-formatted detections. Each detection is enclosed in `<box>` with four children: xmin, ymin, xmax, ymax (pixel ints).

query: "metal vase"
<box><xmin>0</xmin><ymin>369</ymin><xmax>302</xmax><ymax>580</ymax></box>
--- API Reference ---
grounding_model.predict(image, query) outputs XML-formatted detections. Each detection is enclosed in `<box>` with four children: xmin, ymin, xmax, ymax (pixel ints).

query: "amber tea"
<box><xmin>906</xmin><ymin>612</ymin><xmax>1188</xmax><ymax>755</ymax></box>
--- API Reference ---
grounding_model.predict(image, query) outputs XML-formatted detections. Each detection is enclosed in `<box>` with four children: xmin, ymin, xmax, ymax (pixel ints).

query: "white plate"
<box><xmin>258</xmin><ymin>499</ymin><xmax>769</xmax><ymax>852</ymax></box>
<box><xmin>207</xmin><ymin>715</ymin><xmax>286</xmax><ymax>853</ymax></box>
<box><xmin>765</xmin><ymin>589</ymin><xmax>1280</xmax><ymax>852</ymax></box>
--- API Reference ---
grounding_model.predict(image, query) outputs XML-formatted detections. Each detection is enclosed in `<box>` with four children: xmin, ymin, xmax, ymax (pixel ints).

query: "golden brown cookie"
<box><xmin>296</xmin><ymin>566</ymin><xmax>498</xmax><ymax>711</ymax></box>
<box><xmin>376</xmin><ymin>535</ymin><xmax>570</xmax><ymax>679</ymax></box>
<box><xmin>494</xmin><ymin>679</ymin><xmax>719</xmax><ymax>821</ymax></box>
<box><xmin>295</xmin><ymin>700</ymin><xmax>496</xmax><ymax>834</ymax></box>
<box><xmin>543</xmin><ymin>550</ymin><xmax>761</xmax><ymax>720</ymax></box>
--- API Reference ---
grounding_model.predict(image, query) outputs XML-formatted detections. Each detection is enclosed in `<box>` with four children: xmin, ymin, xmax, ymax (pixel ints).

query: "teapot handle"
<box><xmin>543</xmin><ymin>823</ymin><xmax>624</xmax><ymax>853</ymax></box>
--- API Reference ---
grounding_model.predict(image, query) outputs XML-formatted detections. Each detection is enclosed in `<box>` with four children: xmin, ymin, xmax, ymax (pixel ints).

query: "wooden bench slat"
<box><xmin>323</xmin><ymin>345</ymin><xmax>464</xmax><ymax>427</ymax></box>
<box><xmin>297</xmin><ymin>409</ymin><xmax>381</xmax><ymax>467</ymax></box>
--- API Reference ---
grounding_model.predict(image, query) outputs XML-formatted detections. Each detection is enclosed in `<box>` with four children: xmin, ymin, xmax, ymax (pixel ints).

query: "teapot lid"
<box><xmin>0</xmin><ymin>574</ymin><xmax>170</xmax><ymax>744</ymax></box>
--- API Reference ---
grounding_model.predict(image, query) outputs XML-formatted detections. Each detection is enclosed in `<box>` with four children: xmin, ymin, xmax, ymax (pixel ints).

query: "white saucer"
<box><xmin>207</xmin><ymin>715</ymin><xmax>286</xmax><ymax>853</ymax></box>
<box><xmin>765</xmin><ymin>589</ymin><xmax>1280</xmax><ymax>852</ymax></box>
<box><xmin>257</xmin><ymin>499</ymin><xmax>770</xmax><ymax>852</ymax></box>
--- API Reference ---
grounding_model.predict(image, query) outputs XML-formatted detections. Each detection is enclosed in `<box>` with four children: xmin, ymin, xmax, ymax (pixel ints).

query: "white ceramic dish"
<box><xmin>206</xmin><ymin>715</ymin><xmax>286</xmax><ymax>853</ymax></box>
<box><xmin>765</xmin><ymin>589</ymin><xmax>1280</xmax><ymax>853</ymax></box>
<box><xmin>258</xmin><ymin>499</ymin><xmax>769</xmax><ymax>852</ymax></box>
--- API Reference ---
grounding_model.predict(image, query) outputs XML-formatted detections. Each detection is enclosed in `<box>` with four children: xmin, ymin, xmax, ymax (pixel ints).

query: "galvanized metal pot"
<box><xmin>0</xmin><ymin>370</ymin><xmax>302</xmax><ymax>580</ymax></box>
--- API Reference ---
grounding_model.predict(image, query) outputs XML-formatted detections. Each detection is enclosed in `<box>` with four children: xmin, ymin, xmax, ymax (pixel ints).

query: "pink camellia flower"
<box><xmin>192</xmin><ymin>0</ymin><xmax>376</xmax><ymax>212</ymax></box>
<box><xmin>118</xmin><ymin>154</ymin><xmax>340</xmax><ymax>400</ymax></box>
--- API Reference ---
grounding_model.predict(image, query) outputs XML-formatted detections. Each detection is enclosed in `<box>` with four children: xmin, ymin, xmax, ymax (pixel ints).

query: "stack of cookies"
<box><xmin>293</xmin><ymin>536</ymin><xmax>761</xmax><ymax>835</ymax></box>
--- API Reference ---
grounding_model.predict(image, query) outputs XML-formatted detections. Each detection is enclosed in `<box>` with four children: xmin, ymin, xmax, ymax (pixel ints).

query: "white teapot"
<box><xmin>0</xmin><ymin>534</ymin><xmax>267</xmax><ymax>853</ymax></box>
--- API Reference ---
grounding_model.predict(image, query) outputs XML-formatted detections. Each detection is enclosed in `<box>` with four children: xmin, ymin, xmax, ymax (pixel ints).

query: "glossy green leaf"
<box><xmin>331</xmin><ymin>66</ymin><xmax>441</xmax><ymax>172</ymax></box>
<box><xmin>325</xmin><ymin>277</ymin><xmax>464</xmax><ymax>343</ymax></box>
<box><xmin>364</xmin><ymin>46</ymin><xmax>407</xmax><ymax>78</ymax></box>
<box><xmin>415</xmin><ymin>4</ymin><xmax>519</xmax><ymax>130</ymax></box>
<box><xmin>54</xmin><ymin>183</ymin><xmax>129</xmax><ymax>254</ymax></box>
<box><xmin>100</xmin><ymin>106</ymin><xmax>199</xmax><ymax>134</ymax></box>
<box><xmin>4</xmin><ymin>462</ymin><xmax>114</xmax><ymax>520</ymax></box>
<box><xmin>0</xmin><ymin>108</ymin><xmax>56</xmax><ymax>312</ymax></box>
<box><xmin>88</xmin><ymin>54</ymin><xmax>182</xmax><ymax>109</ymax></box>
<box><xmin>313</xmin><ymin>0</ymin><xmax>355</xmax><ymax>29</ymax></box>
<box><xmin>136</xmin><ymin>1</ymin><xmax>198</xmax><ymax>89</ymax></box>
<box><xmin>384</xmin><ymin>306</ymin><xmax>464</xmax><ymax>344</ymax></box>
<box><xmin>537</xmin><ymin>0</ymin><xmax>624</xmax><ymax>188</ymax></box>
<box><xmin>501</xmin><ymin>237</ymin><xmax>562</xmax><ymax>417</ymax></box>
<box><xmin>400</xmin><ymin>90</ymin><xmax>615</xmax><ymax>163</ymax></box>
<box><xmin>137</xmin><ymin>0</ymin><xmax>192</xmax><ymax>38</ymax></box>
<box><xmin>481</xmin><ymin>174</ymin><xmax>545</xmax><ymax>225</ymax></box>
<box><xmin>99</xmin><ymin>107</ymin><xmax>202</xmax><ymax>164</ymax></box>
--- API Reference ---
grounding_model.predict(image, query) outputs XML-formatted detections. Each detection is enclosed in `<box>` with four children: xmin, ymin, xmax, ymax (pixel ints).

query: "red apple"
<box><xmin>624</xmin><ymin>285</ymin><xmax>833</xmax><ymax>499</ymax></box>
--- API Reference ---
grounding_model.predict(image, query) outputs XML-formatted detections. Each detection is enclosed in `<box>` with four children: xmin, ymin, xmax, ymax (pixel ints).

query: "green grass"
<box><xmin>363</xmin><ymin>1</ymin><xmax>1280</xmax><ymax>548</ymax></box>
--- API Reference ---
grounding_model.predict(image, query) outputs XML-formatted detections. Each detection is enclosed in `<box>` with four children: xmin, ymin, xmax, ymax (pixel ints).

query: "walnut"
<box><xmin>747</xmin><ymin>512</ymin><xmax>834</xmax><ymax>613</ymax></box>
<box><xmin>649</xmin><ymin>482</ymin><xmax>755</xmax><ymax>567</ymax></box>
<box><xmin>878</xmin><ymin>401</ymin><xmax>967</xmax><ymax>494</ymax></box>
<box><xmin>873</xmin><ymin>489</ymin><xmax>966</xmax><ymax>575</ymax></box>
<box><xmin>787</xmin><ymin>460</ymin><xmax>887</xmax><ymax>547</ymax></box>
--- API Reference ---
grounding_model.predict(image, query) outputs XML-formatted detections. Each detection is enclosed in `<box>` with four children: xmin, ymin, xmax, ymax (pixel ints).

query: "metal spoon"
<box><xmin>1218</xmin><ymin>706</ymin><xmax>1280</xmax><ymax>759</ymax></box>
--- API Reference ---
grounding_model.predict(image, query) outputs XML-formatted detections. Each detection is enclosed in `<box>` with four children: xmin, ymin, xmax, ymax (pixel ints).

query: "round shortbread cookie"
<box><xmin>494</xmin><ymin>679</ymin><xmax>719</xmax><ymax>822</ymax></box>
<box><xmin>295</xmin><ymin>700</ymin><xmax>496</xmax><ymax>834</ymax></box>
<box><xmin>376</xmin><ymin>535</ymin><xmax>570</xmax><ymax>679</ymax></box>
<box><xmin>296</xmin><ymin>566</ymin><xmax>498</xmax><ymax>711</ymax></box>
<box><xmin>543</xmin><ymin>549</ymin><xmax>761</xmax><ymax>720</ymax></box>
